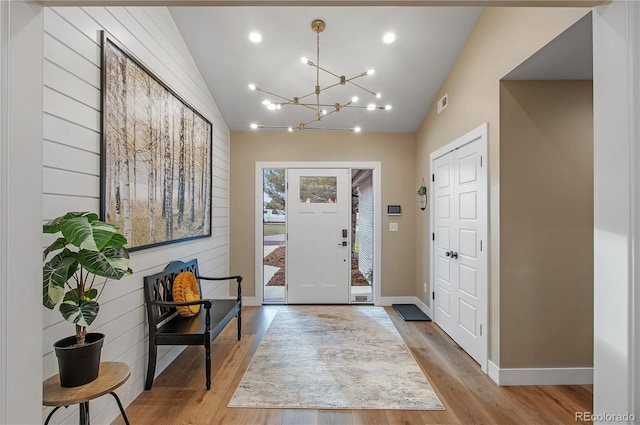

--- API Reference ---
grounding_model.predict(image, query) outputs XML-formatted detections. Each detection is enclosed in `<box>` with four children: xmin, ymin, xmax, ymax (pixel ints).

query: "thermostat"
<box><xmin>387</xmin><ymin>205</ymin><xmax>401</xmax><ymax>216</ymax></box>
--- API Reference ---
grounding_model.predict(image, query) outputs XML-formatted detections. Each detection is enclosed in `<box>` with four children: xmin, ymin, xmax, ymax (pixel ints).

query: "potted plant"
<box><xmin>417</xmin><ymin>184</ymin><xmax>428</xmax><ymax>210</ymax></box>
<box><xmin>43</xmin><ymin>211</ymin><xmax>132</xmax><ymax>387</ymax></box>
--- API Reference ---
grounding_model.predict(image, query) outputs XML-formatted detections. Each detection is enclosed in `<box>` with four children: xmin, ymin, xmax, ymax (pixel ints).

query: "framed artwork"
<box><xmin>100</xmin><ymin>31</ymin><xmax>212</xmax><ymax>251</ymax></box>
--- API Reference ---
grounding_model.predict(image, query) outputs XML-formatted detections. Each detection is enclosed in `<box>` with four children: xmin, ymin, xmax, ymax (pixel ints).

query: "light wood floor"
<box><xmin>114</xmin><ymin>306</ymin><xmax>592</xmax><ymax>425</ymax></box>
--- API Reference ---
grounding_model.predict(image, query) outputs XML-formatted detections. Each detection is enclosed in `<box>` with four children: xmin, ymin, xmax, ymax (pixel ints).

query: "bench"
<box><xmin>143</xmin><ymin>259</ymin><xmax>242</xmax><ymax>390</ymax></box>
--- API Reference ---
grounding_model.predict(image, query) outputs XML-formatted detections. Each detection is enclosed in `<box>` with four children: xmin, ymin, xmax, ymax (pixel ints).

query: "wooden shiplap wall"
<box><xmin>42</xmin><ymin>6</ymin><xmax>230</xmax><ymax>424</ymax></box>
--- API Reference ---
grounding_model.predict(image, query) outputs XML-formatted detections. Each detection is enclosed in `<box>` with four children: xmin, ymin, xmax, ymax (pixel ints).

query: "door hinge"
<box><xmin>480</xmin><ymin>155</ymin><xmax>483</xmax><ymax>167</ymax></box>
<box><xmin>432</xmin><ymin>174</ymin><xmax>435</xmax><ymax>182</ymax></box>
<box><xmin>480</xmin><ymin>240</ymin><xmax>483</xmax><ymax>252</ymax></box>
<box><xmin>432</xmin><ymin>233</ymin><xmax>435</xmax><ymax>241</ymax></box>
<box><xmin>480</xmin><ymin>324</ymin><xmax>483</xmax><ymax>336</ymax></box>
<box><xmin>432</xmin><ymin>291</ymin><xmax>435</xmax><ymax>300</ymax></box>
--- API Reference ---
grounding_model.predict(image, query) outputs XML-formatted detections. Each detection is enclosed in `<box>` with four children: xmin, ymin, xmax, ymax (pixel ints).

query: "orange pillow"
<box><xmin>172</xmin><ymin>272</ymin><xmax>201</xmax><ymax>317</ymax></box>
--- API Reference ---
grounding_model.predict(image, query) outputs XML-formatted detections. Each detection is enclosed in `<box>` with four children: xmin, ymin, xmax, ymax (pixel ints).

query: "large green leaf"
<box><xmin>103</xmin><ymin>233</ymin><xmax>127</xmax><ymax>248</ymax></box>
<box><xmin>60</xmin><ymin>299</ymin><xmax>99</xmax><ymax>328</ymax></box>
<box><xmin>43</xmin><ymin>253</ymin><xmax>77</xmax><ymax>309</ymax></box>
<box><xmin>43</xmin><ymin>212</ymin><xmax>96</xmax><ymax>234</ymax></box>
<box><xmin>59</xmin><ymin>216</ymin><xmax>119</xmax><ymax>252</ymax></box>
<box><xmin>77</xmin><ymin>246</ymin><xmax>130</xmax><ymax>279</ymax></box>
<box><xmin>63</xmin><ymin>287</ymin><xmax>98</xmax><ymax>303</ymax></box>
<box><xmin>43</xmin><ymin>237</ymin><xmax>67</xmax><ymax>261</ymax></box>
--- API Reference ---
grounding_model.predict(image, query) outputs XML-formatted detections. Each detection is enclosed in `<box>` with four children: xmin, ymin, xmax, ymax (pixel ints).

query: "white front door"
<box><xmin>287</xmin><ymin>168</ymin><xmax>350</xmax><ymax>304</ymax></box>
<box><xmin>432</xmin><ymin>127</ymin><xmax>487</xmax><ymax>369</ymax></box>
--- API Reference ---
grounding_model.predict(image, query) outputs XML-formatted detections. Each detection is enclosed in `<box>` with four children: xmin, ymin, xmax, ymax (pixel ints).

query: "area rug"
<box><xmin>228</xmin><ymin>306</ymin><xmax>444</xmax><ymax>410</ymax></box>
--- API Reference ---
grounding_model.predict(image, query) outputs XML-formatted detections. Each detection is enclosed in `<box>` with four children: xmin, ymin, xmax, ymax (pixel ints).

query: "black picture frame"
<box><xmin>100</xmin><ymin>31</ymin><xmax>212</xmax><ymax>251</ymax></box>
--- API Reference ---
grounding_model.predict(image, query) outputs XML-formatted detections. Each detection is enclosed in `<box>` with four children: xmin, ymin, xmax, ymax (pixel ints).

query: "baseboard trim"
<box><xmin>488</xmin><ymin>361</ymin><xmax>593</xmax><ymax>386</ymax></box>
<box><xmin>242</xmin><ymin>296</ymin><xmax>260</xmax><ymax>306</ymax></box>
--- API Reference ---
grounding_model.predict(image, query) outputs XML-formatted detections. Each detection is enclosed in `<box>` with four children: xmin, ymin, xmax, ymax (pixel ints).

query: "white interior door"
<box><xmin>287</xmin><ymin>169</ymin><xmax>350</xmax><ymax>304</ymax></box>
<box><xmin>432</xmin><ymin>129</ymin><xmax>487</xmax><ymax>369</ymax></box>
<box><xmin>434</xmin><ymin>152</ymin><xmax>457</xmax><ymax>338</ymax></box>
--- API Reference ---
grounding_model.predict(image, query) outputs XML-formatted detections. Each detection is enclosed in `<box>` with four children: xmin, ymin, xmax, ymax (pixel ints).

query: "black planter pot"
<box><xmin>53</xmin><ymin>333</ymin><xmax>104</xmax><ymax>387</ymax></box>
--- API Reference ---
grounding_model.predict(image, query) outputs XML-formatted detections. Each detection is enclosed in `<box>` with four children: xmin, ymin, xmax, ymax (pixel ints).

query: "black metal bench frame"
<box><xmin>143</xmin><ymin>259</ymin><xmax>242</xmax><ymax>390</ymax></box>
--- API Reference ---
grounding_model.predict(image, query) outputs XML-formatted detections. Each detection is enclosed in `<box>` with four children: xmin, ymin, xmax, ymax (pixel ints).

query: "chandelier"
<box><xmin>248</xmin><ymin>19</ymin><xmax>391</xmax><ymax>132</ymax></box>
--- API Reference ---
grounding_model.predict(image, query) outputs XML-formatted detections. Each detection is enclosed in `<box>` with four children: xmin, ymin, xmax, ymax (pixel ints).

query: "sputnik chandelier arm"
<box><xmin>248</xmin><ymin>19</ymin><xmax>391</xmax><ymax>132</ymax></box>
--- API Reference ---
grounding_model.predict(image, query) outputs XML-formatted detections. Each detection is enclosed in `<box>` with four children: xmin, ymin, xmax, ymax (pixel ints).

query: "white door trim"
<box><xmin>429</xmin><ymin>122</ymin><xmax>489</xmax><ymax>373</ymax></box>
<box><xmin>254</xmin><ymin>161</ymin><xmax>382</xmax><ymax>305</ymax></box>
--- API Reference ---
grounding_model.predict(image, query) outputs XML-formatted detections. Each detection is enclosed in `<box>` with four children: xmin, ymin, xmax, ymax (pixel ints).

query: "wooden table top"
<box><xmin>43</xmin><ymin>362</ymin><xmax>130</xmax><ymax>406</ymax></box>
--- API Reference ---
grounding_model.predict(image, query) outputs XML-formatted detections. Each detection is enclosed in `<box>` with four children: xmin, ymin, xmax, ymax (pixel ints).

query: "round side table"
<box><xmin>43</xmin><ymin>361</ymin><xmax>131</xmax><ymax>425</ymax></box>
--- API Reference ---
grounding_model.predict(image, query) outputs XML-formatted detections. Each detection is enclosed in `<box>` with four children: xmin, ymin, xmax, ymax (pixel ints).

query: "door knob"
<box><xmin>337</xmin><ymin>241</ymin><xmax>347</xmax><ymax>246</ymax></box>
<box><xmin>445</xmin><ymin>251</ymin><xmax>451</xmax><ymax>257</ymax></box>
<box><xmin>451</xmin><ymin>251</ymin><xmax>458</xmax><ymax>259</ymax></box>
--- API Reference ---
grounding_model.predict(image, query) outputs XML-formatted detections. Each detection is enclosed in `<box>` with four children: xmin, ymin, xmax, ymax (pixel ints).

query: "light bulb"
<box><xmin>250</xmin><ymin>123</ymin><xmax>258</xmax><ymax>129</ymax></box>
<box><xmin>248</xmin><ymin>84</ymin><xmax>256</xmax><ymax>90</ymax></box>
<box><xmin>322</xmin><ymin>109</ymin><xmax>327</xmax><ymax>115</ymax></box>
<box><xmin>354</xmin><ymin>127</ymin><xmax>362</xmax><ymax>133</ymax></box>
<box><xmin>367</xmin><ymin>104</ymin><xmax>376</xmax><ymax>111</ymax></box>
<box><xmin>383</xmin><ymin>32</ymin><xmax>396</xmax><ymax>44</ymax></box>
<box><xmin>300</xmin><ymin>57</ymin><xmax>308</xmax><ymax>64</ymax></box>
<box><xmin>261</xmin><ymin>99</ymin><xmax>271</xmax><ymax>106</ymax></box>
<box><xmin>385</xmin><ymin>105</ymin><xmax>392</xmax><ymax>110</ymax></box>
<box><xmin>267</xmin><ymin>104</ymin><xmax>276</xmax><ymax>111</ymax></box>
<box><xmin>351</xmin><ymin>96</ymin><xmax>359</xmax><ymax>103</ymax></box>
<box><xmin>288</xmin><ymin>127</ymin><xmax>293</xmax><ymax>132</ymax></box>
<box><xmin>376</xmin><ymin>93</ymin><xmax>382</xmax><ymax>99</ymax></box>
<box><xmin>367</xmin><ymin>69</ymin><xmax>375</xmax><ymax>76</ymax></box>
<box><xmin>276</xmin><ymin>104</ymin><xmax>282</xmax><ymax>110</ymax></box>
<box><xmin>249</xmin><ymin>32</ymin><xmax>262</xmax><ymax>43</ymax></box>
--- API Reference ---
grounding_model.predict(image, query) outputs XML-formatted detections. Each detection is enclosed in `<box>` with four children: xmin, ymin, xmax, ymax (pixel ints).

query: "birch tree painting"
<box><xmin>101</xmin><ymin>34</ymin><xmax>212</xmax><ymax>250</ymax></box>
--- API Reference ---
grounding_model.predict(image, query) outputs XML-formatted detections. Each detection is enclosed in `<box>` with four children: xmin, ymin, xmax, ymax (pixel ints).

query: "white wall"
<box><xmin>593</xmin><ymin>1</ymin><xmax>639</xmax><ymax>423</ymax></box>
<box><xmin>2</xmin><ymin>2</ymin><xmax>44</xmax><ymax>424</ymax></box>
<box><xmin>41</xmin><ymin>6</ymin><xmax>230</xmax><ymax>424</ymax></box>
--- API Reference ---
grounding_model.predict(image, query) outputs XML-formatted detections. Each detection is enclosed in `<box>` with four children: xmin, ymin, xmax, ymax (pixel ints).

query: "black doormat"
<box><xmin>392</xmin><ymin>304</ymin><xmax>432</xmax><ymax>321</ymax></box>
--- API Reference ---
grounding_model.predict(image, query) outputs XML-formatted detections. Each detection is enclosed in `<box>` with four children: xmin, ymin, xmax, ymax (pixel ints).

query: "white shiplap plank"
<box><xmin>44</xmin><ymin>8</ymin><xmax>100</xmax><ymax>66</ymax></box>
<box><xmin>43</xmin><ymin>87</ymin><xmax>100</xmax><ymax>131</ymax></box>
<box><xmin>43</xmin><ymin>167</ymin><xmax>100</xmax><ymax>197</ymax></box>
<box><xmin>52</xmin><ymin>7</ymin><xmax>104</xmax><ymax>45</ymax></box>
<box><xmin>44</xmin><ymin>34</ymin><xmax>100</xmax><ymax>89</ymax></box>
<box><xmin>43</xmin><ymin>114</ymin><xmax>100</xmax><ymax>153</ymax></box>
<box><xmin>43</xmin><ymin>140</ymin><xmax>100</xmax><ymax>175</ymax></box>
<box><xmin>42</xmin><ymin>193</ymin><xmax>99</xmax><ymax>221</ymax></box>
<box><xmin>44</xmin><ymin>59</ymin><xmax>100</xmax><ymax>109</ymax></box>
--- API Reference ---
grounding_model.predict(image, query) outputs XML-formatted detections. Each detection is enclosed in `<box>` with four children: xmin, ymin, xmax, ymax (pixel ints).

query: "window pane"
<box><xmin>300</xmin><ymin>176</ymin><xmax>337</xmax><ymax>203</ymax></box>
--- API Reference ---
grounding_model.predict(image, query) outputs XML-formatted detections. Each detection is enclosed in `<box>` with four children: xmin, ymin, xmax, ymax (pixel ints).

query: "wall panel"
<box><xmin>42</xmin><ymin>6</ymin><xmax>230</xmax><ymax>424</ymax></box>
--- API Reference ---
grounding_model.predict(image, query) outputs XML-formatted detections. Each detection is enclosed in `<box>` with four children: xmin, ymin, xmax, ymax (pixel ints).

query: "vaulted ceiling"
<box><xmin>170</xmin><ymin>7</ymin><xmax>483</xmax><ymax>133</ymax></box>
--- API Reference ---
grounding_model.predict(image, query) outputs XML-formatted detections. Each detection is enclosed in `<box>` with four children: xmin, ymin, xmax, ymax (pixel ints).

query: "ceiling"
<box><xmin>169</xmin><ymin>7</ymin><xmax>483</xmax><ymax>133</ymax></box>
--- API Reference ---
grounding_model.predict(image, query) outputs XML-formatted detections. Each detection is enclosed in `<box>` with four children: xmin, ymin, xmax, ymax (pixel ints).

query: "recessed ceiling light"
<box><xmin>383</xmin><ymin>32</ymin><xmax>396</xmax><ymax>44</ymax></box>
<box><xmin>249</xmin><ymin>32</ymin><xmax>262</xmax><ymax>43</ymax></box>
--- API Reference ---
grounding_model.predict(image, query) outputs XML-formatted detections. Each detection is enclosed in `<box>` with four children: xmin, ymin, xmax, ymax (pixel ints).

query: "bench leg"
<box><xmin>237</xmin><ymin>309</ymin><xmax>242</xmax><ymax>341</ymax></box>
<box><xmin>145</xmin><ymin>344</ymin><xmax>157</xmax><ymax>390</ymax></box>
<box><xmin>205</xmin><ymin>340</ymin><xmax>211</xmax><ymax>390</ymax></box>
